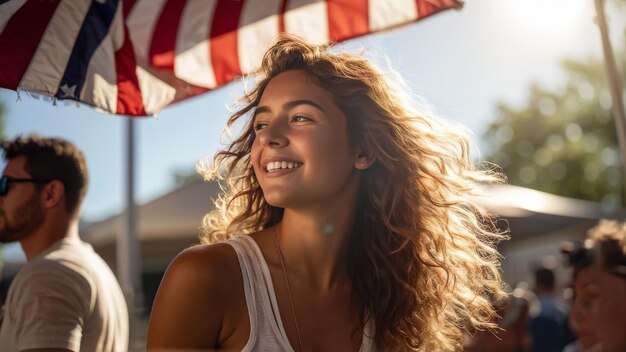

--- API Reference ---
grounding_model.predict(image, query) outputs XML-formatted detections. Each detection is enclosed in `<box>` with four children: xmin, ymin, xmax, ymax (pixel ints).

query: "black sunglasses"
<box><xmin>0</xmin><ymin>175</ymin><xmax>53</xmax><ymax>196</ymax></box>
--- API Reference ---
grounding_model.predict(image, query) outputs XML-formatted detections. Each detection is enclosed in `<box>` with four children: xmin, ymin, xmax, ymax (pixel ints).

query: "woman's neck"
<box><xmin>277</xmin><ymin>205</ymin><xmax>356</xmax><ymax>290</ymax></box>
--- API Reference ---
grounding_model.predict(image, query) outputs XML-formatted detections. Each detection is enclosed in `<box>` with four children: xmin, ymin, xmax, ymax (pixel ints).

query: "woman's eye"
<box><xmin>578</xmin><ymin>292</ymin><xmax>600</xmax><ymax>310</ymax></box>
<box><xmin>253</xmin><ymin>122</ymin><xmax>268</xmax><ymax>131</ymax></box>
<box><xmin>291</xmin><ymin>115</ymin><xmax>310</xmax><ymax>123</ymax></box>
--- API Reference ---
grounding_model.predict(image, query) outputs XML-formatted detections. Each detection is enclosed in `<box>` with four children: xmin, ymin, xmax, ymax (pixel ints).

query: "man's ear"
<box><xmin>41</xmin><ymin>180</ymin><xmax>65</xmax><ymax>209</ymax></box>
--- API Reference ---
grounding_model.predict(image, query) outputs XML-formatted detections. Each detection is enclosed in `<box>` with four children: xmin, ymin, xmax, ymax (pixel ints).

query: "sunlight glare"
<box><xmin>507</xmin><ymin>0</ymin><xmax>586</xmax><ymax>36</ymax></box>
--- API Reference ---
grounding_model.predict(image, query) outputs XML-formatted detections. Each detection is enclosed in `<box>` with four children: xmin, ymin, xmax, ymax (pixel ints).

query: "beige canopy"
<box><xmin>80</xmin><ymin>180</ymin><xmax>621</xmax><ymax>284</ymax></box>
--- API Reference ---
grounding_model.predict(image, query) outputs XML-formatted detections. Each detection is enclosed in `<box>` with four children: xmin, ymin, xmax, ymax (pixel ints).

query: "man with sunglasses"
<box><xmin>0</xmin><ymin>135</ymin><xmax>128</xmax><ymax>352</ymax></box>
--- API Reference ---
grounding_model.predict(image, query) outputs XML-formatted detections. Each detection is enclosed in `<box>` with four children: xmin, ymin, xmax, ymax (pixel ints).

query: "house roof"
<box><xmin>82</xmin><ymin>179</ymin><xmax>220</xmax><ymax>246</ymax></box>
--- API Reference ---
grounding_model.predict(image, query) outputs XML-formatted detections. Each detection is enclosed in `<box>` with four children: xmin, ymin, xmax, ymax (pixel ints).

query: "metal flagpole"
<box><xmin>117</xmin><ymin>118</ymin><xmax>144</xmax><ymax>327</ymax></box>
<box><xmin>594</xmin><ymin>0</ymin><xmax>626</xmax><ymax>204</ymax></box>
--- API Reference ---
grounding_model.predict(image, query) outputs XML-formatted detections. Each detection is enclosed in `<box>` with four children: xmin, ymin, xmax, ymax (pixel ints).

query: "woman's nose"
<box><xmin>570</xmin><ymin>301</ymin><xmax>584</xmax><ymax>323</ymax></box>
<box><xmin>259</xmin><ymin>121</ymin><xmax>288</xmax><ymax>148</ymax></box>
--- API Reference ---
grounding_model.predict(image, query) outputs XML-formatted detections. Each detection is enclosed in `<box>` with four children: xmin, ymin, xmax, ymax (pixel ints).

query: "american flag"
<box><xmin>0</xmin><ymin>0</ymin><xmax>462</xmax><ymax>117</ymax></box>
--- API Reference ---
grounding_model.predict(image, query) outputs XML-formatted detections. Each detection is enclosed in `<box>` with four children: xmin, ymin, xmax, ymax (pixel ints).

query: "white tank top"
<box><xmin>225</xmin><ymin>235</ymin><xmax>376</xmax><ymax>352</ymax></box>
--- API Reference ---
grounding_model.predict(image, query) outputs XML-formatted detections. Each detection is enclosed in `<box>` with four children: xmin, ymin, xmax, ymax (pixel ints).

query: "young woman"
<box><xmin>563</xmin><ymin>241</ymin><xmax>602</xmax><ymax>352</ymax></box>
<box><xmin>563</xmin><ymin>220</ymin><xmax>626</xmax><ymax>352</ymax></box>
<box><xmin>147</xmin><ymin>34</ymin><xmax>506</xmax><ymax>351</ymax></box>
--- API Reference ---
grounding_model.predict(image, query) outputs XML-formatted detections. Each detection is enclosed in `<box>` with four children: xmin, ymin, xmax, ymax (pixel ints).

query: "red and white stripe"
<box><xmin>175</xmin><ymin>0</ymin><xmax>219</xmax><ymax>88</ymax></box>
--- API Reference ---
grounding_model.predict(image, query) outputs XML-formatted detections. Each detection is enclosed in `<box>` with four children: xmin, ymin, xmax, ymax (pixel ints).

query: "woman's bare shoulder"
<box><xmin>147</xmin><ymin>241</ymin><xmax>243</xmax><ymax>349</ymax></box>
<box><xmin>166</xmin><ymin>241</ymin><xmax>241</xmax><ymax>288</ymax></box>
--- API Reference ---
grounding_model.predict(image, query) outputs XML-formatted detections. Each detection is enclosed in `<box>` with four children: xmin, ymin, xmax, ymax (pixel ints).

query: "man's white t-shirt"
<box><xmin>0</xmin><ymin>237</ymin><xmax>129</xmax><ymax>351</ymax></box>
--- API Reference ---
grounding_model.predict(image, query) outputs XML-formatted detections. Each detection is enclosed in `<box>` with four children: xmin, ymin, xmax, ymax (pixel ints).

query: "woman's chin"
<box><xmin>263</xmin><ymin>196</ymin><xmax>292</xmax><ymax>209</ymax></box>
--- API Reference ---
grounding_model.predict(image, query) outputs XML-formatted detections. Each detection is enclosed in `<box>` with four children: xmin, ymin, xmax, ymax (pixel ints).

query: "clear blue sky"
<box><xmin>0</xmin><ymin>0</ymin><xmax>623</xmax><ymax>223</ymax></box>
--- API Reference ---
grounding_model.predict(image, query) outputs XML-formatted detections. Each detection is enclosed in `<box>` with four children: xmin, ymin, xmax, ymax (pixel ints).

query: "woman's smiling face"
<box><xmin>251</xmin><ymin>70</ymin><xmax>361</xmax><ymax>211</ymax></box>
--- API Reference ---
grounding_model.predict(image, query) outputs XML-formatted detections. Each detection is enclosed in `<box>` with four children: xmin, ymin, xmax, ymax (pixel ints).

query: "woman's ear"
<box><xmin>354</xmin><ymin>150</ymin><xmax>376</xmax><ymax>170</ymax></box>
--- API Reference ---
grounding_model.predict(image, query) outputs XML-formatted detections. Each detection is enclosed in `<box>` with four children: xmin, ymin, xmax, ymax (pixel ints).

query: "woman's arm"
<box><xmin>147</xmin><ymin>244</ymin><xmax>234</xmax><ymax>350</ymax></box>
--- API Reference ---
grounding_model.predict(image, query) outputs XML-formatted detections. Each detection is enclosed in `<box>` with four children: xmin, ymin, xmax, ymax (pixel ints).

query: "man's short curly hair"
<box><xmin>1</xmin><ymin>134</ymin><xmax>88</xmax><ymax>218</ymax></box>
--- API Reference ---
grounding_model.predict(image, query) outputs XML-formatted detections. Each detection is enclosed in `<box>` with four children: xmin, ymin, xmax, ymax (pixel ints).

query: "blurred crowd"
<box><xmin>465</xmin><ymin>219</ymin><xmax>626</xmax><ymax>352</ymax></box>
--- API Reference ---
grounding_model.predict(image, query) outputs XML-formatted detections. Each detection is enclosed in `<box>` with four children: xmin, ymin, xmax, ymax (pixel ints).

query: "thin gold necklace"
<box><xmin>273</xmin><ymin>226</ymin><xmax>305</xmax><ymax>352</ymax></box>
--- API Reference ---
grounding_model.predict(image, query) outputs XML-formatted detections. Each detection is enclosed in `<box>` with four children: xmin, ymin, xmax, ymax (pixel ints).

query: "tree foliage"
<box><xmin>483</xmin><ymin>55</ymin><xmax>626</xmax><ymax>209</ymax></box>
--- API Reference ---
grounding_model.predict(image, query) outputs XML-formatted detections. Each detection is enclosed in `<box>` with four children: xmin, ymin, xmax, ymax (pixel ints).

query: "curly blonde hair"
<box><xmin>200</xmin><ymin>34</ymin><xmax>507</xmax><ymax>351</ymax></box>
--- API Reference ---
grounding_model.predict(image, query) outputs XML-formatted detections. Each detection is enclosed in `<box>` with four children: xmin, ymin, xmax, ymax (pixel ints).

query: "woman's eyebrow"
<box><xmin>255</xmin><ymin>99</ymin><xmax>326</xmax><ymax>117</ymax></box>
<box><xmin>284</xmin><ymin>99</ymin><xmax>326</xmax><ymax>112</ymax></box>
<box><xmin>254</xmin><ymin>105</ymin><xmax>271</xmax><ymax>117</ymax></box>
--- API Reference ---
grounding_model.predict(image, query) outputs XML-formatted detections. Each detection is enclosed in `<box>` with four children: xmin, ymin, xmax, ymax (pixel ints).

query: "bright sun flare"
<box><xmin>507</xmin><ymin>0</ymin><xmax>587</xmax><ymax>36</ymax></box>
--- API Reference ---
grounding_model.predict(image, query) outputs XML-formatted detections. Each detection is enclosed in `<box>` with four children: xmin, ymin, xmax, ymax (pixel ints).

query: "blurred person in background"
<box><xmin>528</xmin><ymin>267</ymin><xmax>571</xmax><ymax>352</ymax></box>
<box><xmin>562</xmin><ymin>240</ymin><xmax>602</xmax><ymax>352</ymax></box>
<box><xmin>465</xmin><ymin>286</ymin><xmax>532</xmax><ymax>352</ymax></box>
<box><xmin>0</xmin><ymin>135</ymin><xmax>128</xmax><ymax>351</ymax></box>
<box><xmin>562</xmin><ymin>219</ymin><xmax>626</xmax><ymax>352</ymax></box>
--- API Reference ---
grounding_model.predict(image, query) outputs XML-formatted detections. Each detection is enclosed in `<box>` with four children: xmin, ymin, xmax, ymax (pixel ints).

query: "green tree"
<box><xmin>483</xmin><ymin>55</ymin><xmax>626</xmax><ymax>210</ymax></box>
<box><xmin>172</xmin><ymin>167</ymin><xmax>201</xmax><ymax>186</ymax></box>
